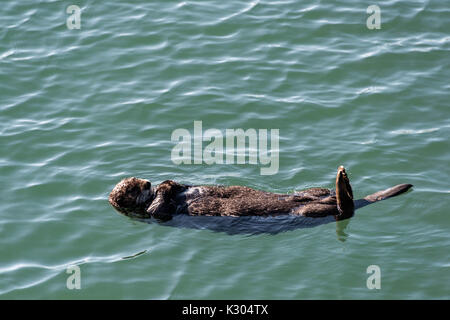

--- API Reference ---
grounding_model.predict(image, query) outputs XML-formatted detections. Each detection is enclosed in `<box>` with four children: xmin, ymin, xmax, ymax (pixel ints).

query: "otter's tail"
<box><xmin>354</xmin><ymin>184</ymin><xmax>413</xmax><ymax>210</ymax></box>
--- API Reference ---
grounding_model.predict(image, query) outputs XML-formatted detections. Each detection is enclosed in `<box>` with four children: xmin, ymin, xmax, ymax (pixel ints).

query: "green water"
<box><xmin>1</xmin><ymin>0</ymin><xmax>449</xmax><ymax>299</ymax></box>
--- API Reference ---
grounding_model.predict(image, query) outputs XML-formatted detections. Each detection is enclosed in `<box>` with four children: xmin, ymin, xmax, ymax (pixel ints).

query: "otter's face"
<box><xmin>108</xmin><ymin>177</ymin><xmax>154</xmax><ymax>218</ymax></box>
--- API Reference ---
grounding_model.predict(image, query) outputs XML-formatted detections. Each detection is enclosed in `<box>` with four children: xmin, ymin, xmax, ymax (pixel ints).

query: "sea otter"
<box><xmin>108</xmin><ymin>166</ymin><xmax>412</xmax><ymax>222</ymax></box>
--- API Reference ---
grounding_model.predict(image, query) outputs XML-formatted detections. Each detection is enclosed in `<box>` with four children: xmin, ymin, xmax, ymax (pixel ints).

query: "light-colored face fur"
<box><xmin>108</xmin><ymin>177</ymin><xmax>154</xmax><ymax>218</ymax></box>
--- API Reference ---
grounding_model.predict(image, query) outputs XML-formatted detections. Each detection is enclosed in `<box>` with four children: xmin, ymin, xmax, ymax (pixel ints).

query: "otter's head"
<box><xmin>335</xmin><ymin>166</ymin><xmax>355</xmax><ymax>220</ymax></box>
<box><xmin>108</xmin><ymin>177</ymin><xmax>154</xmax><ymax>218</ymax></box>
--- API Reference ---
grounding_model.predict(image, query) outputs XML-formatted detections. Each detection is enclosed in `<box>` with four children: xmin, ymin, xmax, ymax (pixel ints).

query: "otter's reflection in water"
<box><xmin>137</xmin><ymin>214</ymin><xmax>347</xmax><ymax>237</ymax></box>
<box><xmin>336</xmin><ymin>219</ymin><xmax>351</xmax><ymax>242</ymax></box>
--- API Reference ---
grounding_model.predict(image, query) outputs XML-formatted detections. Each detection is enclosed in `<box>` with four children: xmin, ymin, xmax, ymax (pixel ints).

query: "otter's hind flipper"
<box><xmin>335</xmin><ymin>166</ymin><xmax>355</xmax><ymax>220</ymax></box>
<box><xmin>354</xmin><ymin>184</ymin><xmax>413</xmax><ymax>210</ymax></box>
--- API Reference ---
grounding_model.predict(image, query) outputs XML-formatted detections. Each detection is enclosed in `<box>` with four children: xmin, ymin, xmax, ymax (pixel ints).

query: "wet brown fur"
<box><xmin>184</xmin><ymin>185</ymin><xmax>335</xmax><ymax>217</ymax></box>
<box><xmin>108</xmin><ymin>166</ymin><xmax>357</xmax><ymax>221</ymax></box>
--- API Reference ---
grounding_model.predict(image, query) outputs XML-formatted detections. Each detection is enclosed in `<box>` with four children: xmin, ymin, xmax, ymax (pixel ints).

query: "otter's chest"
<box><xmin>174</xmin><ymin>187</ymin><xmax>206</xmax><ymax>213</ymax></box>
<box><xmin>181</xmin><ymin>187</ymin><xmax>205</xmax><ymax>202</ymax></box>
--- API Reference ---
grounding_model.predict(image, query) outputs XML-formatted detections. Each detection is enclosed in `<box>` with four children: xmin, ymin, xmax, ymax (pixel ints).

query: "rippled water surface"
<box><xmin>1</xmin><ymin>0</ymin><xmax>449</xmax><ymax>299</ymax></box>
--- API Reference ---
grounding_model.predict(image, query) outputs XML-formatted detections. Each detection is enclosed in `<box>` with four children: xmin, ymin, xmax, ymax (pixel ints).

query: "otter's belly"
<box><xmin>173</xmin><ymin>186</ymin><xmax>336</xmax><ymax>217</ymax></box>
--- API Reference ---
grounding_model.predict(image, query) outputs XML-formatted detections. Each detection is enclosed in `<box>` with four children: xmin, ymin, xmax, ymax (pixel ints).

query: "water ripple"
<box><xmin>0</xmin><ymin>0</ymin><xmax>449</xmax><ymax>299</ymax></box>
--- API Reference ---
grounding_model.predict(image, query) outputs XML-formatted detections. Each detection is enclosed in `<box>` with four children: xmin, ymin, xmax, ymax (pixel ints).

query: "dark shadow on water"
<box><xmin>136</xmin><ymin>214</ymin><xmax>341</xmax><ymax>236</ymax></box>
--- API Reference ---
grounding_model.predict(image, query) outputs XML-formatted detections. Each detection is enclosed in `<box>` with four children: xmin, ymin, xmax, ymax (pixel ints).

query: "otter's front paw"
<box><xmin>146</xmin><ymin>193</ymin><xmax>175</xmax><ymax>221</ymax></box>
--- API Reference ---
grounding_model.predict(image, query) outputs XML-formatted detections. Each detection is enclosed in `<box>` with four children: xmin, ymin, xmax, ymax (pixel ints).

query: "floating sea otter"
<box><xmin>108</xmin><ymin>166</ymin><xmax>412</xmax><ymax>223</ymax></box>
